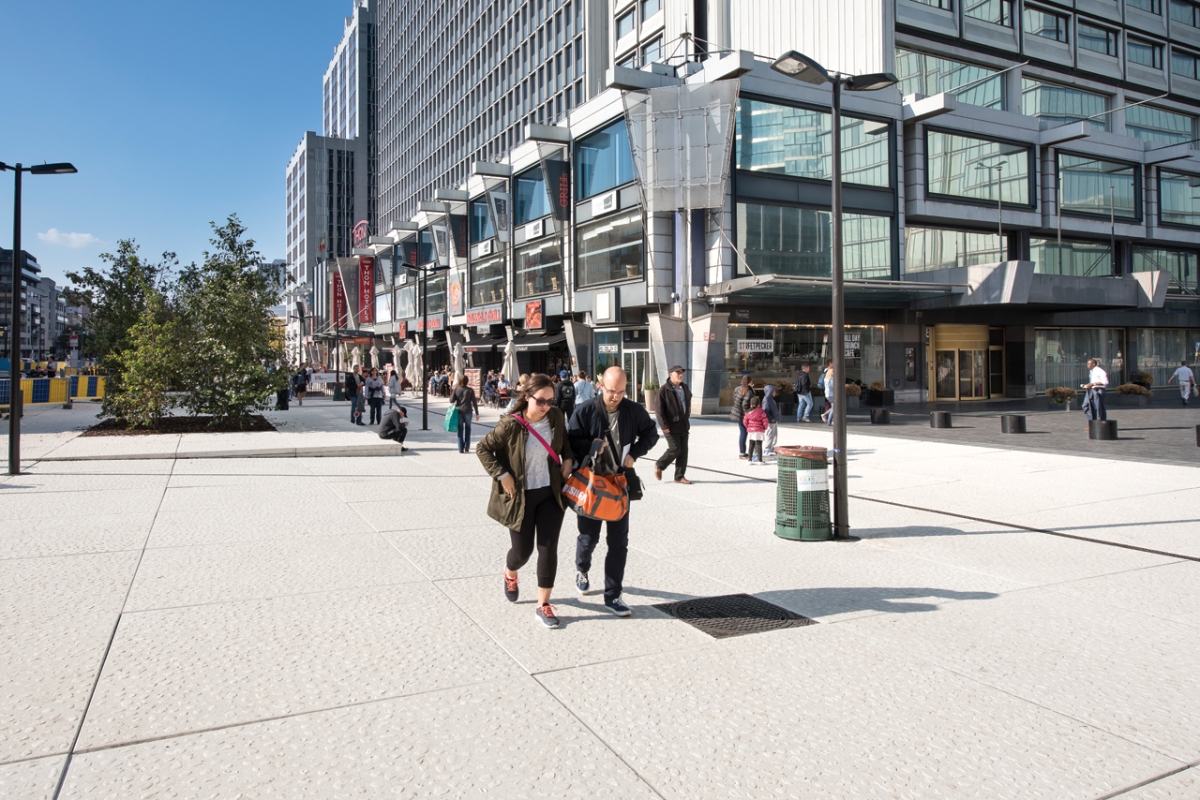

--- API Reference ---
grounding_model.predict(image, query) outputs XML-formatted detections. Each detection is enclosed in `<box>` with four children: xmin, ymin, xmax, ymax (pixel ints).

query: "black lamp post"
<box><xmin>396</xmin><ymin>260</ymin><xmax>449</xmax><ymax>430</ymax></box>
<box><xmin>1</xmin><ymin>161</ymin><xmax>77</xmax><ymax>476</ymax></box>
<box><xmin>770</xmin><ymin>53</ymin><xmax>896</xmax><ymax>541</ymax></box>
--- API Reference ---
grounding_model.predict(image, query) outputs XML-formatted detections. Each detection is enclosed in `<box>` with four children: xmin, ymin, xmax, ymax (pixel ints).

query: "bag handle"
<box><xmin>511</xmin><ymin>414</ymin><xmax>562</xmax><ymax>465</ymax></box>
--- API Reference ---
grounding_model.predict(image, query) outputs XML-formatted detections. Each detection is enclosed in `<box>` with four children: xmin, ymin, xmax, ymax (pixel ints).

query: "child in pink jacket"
<box><xmin>743</xmin><ymin>396</ymin><xmax>769</xmax><ymax>464</ymax></box>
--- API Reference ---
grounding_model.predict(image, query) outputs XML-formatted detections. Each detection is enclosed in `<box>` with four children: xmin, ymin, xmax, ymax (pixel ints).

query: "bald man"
<box><xmin>567</xmin><ymin>366</ymin><xmax>659</xmax><ymax>616</ymax></box>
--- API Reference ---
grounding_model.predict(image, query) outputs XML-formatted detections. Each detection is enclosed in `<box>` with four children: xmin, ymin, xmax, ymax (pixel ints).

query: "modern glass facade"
<box><xmin>1126</xmin><ymin>105</ymin><xmax>1195</xmax><ymax>145</ymax></box>
<box><xmin>926</xmin><ymin>130</ymin><xmax>1031</xmax><ymax>205</ymax></box>
<box><xmin>1035</xmin><ymin>328</ymin><xmax>1125</xmax><ymax>390</ymax></box>
<box><xmin>576</xmin><ymin>119</ymin><xmax>635</xmax><ymax>199</ymax></box>
<box><xmin>514</xmin><ymin>239</ymin><xmax>562</xmax><ymax>298</ymax></box>
<box><xmin>896</xmin><ymin>49</ymin><xmax>1004</xmax><ymax>109</ymax></box>
<box><xmin>1136</xmin><ymin>328</ymin><xmax>1200</xmax><ymax>384</ymax></box>
<box><xmin>1058</xmin><ymin>154</ymin><xmax>1138</xmax><ymax>219</ymax></box>
<box><xmin>724</xmin><ymin>325</ymin><xmax>886</xmax><ymax>393</ymax></box>
<box><xmin>736</xmin><ymin>203</ymin><xmax>892</xmax><ymax>279</ymax></box>
<box><xmin>515</xmin><ymin>167</ymin><xmax>551</xmax><ymax>225</ymax></box>
<box><xmin>735</xmin><ymin>98</ymin><xmax>890</xmax><ymax>187</ymax></box>
<box><xmin>905</xmin><ymin>227</ymin><xmax>1003</xmax><ymax>272</ymax></box>
<box><xmin>469</xmin><ymin>198</ymin><xmax>494</xmax><ymax>242</ymax></box>
<box><xmin>576</xmin><ymin>212</ymin><xmax>644</xmax><ymax>287</ymax></box>
<box><xmin>1029</xmin><ymin>238</ymin><xmax>1113</xmax><ymax>276</ymax></box>
<box><xmin>1132</xmin><ymin>247</ymin><xmax>1197</xmax><ymax>290</ymax></box>
<box><xmin>470</xmin><ymin>253</ymin><xmax>505</xmax><ymax>305</ymax></box>
<box><xmin>1159</xmin><ymin>170</ymin><xmax>1200</xmax><ymax>227</ymax></box>
<box><xmin>1021</xmin><ymin>79</ymin><xmax>1109</xmax><ymax>130</ymax></box>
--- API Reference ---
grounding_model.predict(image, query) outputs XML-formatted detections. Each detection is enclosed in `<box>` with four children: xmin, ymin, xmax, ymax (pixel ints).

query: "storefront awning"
<box><xmin>511</xmin><ymin>331</ymin><xmax>567</xmax><ymax>351</ymax></box>
<box><xmin>707</xmin><ymin>273</ymin><xmax>962</xmax><ymax>308</ymax></box>
<box><xmin>464</xmin><ymin>334</ymin><xmax>506</xmax><ymax>352</ymax></box>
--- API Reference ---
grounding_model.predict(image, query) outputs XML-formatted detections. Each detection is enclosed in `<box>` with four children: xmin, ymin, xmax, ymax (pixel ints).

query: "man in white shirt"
<box><xmin>1082</xmin><ymin>359</ymin><xmax>1109</xmax><ymax>421</ymax></box>
<box><xmin>1168</xmin><ymin>360</ymin><xmax>1196</xmax><ymax>407</ymax></box>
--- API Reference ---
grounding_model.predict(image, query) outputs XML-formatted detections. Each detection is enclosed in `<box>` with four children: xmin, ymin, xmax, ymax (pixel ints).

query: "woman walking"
<box><xmin>450</xmin><ymin>375</ymin><xmax>481</xmax><ymax>453</ymax></box>
<box><xmin>387</xmin><ymin>369</ymin><xmax>403</xmax><ymax>410</ymax></box>
<box><xmin>476</xmin><ymin>373</ymin><xmax>575</xmax><ymax>628</ymax></box>
<box><xmin>731</xmin><ymin>374</ymin><xmax>754</xmax><ymax>460</ymax></box>
<box><xmin>820</xmin><ymin>360</ymin><xmax>835</xmax><ymax>425</ymax></box>
<box><xmin>364</xmin><ymin>368</ymin><xmax>385</xmax><ymax>425</ymax></box>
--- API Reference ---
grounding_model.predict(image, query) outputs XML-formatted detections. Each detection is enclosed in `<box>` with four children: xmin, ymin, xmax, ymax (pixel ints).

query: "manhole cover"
<box><xmin>653</xmin><ymin>594</ymin><xmax>817</xmax><ymax>640</ymax></box>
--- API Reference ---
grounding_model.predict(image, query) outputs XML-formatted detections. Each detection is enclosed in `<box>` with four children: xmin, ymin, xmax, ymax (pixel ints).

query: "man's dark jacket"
<box><xmin>344</xmin><ymin>372</ymin><xmax>362</xmax><ymax>398</ymax></box>
<box><xmin>654</xmin><ymin>381</ymin><xmax>692</xmax><ymax>434</ymax></box>
<box><xmin>554</xmin><ymin>379</ymin><xmax>576</xmax><ymax>416</ymax></box>
<box><xmin>794</xmin><ymin>371</ymin><xmax>811</xmax><ymax>395</ymax></box>
<box><xmin>568</xmin><ymin>396</ymin><xmax>658</xmax><ymax>474</ymax></box>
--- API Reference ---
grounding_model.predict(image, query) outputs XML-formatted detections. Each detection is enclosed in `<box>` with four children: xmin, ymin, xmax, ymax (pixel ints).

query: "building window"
<box><xmin>912</xmin><ymin>0</ymin><xmax>952</xmax><ymax>8</ymax></box>
<box><xmin>576</xmin><ymin>119</ymin><xmax>635</xmax><ymax>199</ymax></box>
<box><xmin>1077</xmin><ymin>22</ymin><xmax>1118</xmax><ymax>56</ymax></box>
<box><xmin>1126</xmin><ymin>105</ymin><xmax>1194</xmax><ymax>144</ymax></box>
<box><xmin>1135</xmin><ymin>328</ymin><xmax>1200</xmax><ymax>384</ymax></box>
<box><xmin>1128</xmin><ymin>37</ymin><xmax>1164</xmax><ymax>68</ymax></box>
<box><xmin>1132</xmin><ymin>247</ymin><xmax>1197</xmax><ymax>291</ymax></box>
<box><xmin>1035</xmin><ymin>329</ymin><xmax>1126</xmax><ymax>391</ymax></box>
<box><xmin>1159</xmin><ymin>170</ymin><xmax>1200</xmax><ymax>226</ymax></box>
<box><xmin>576</xmin><ymin>211</ymin><xmax>645</xmax><ymax>287</ymax></box>
<box><xmin>925</xmin><ymin>130</ymin><xmax>1032</xmax><ymax>206</ymax></box>
<box><xmin>1171</xmin><ymin>48</ymin><xmax>1200</xmax><ymax>79</ymax></box>
<box><xmin>425</xmin><ymin>274</ymin><xmax>447</xmax><ymax>314</ymax></box>
<box><xmin>470</xmin><ymin>253</ymin><xmax>505</xmax><ymax>305</ymax></box>
<box><xmin>1030</xmin><ymin>238</ymin><xmax>1113</xmax><ymax>276</ymax></box>
<box><xmin>1128</xmin><ymin>0</ymin><xmax>1162</xmax><ymax>12</ymax></box>
<box><xmin>617</xmin><ymin>54</ymin><xmax>637</xmax><ymax>69</ymax></box>
<box><xmin>469</xmin><ymin>198</ymin><xmax>495</xmax><ymax>242</ymax></box>
<box><xmin>725</xmin><ymin>325</ymin><xmax>885</xmax><ymax>390</ymax></box>
<box><xmin>1021</xmin><ymin>79</ymin><xmax>1109</xmax><ymax>130</ymax></box>
<box><xmin>1058</xmin><ymin>154</ymin><xmax>1138</xmax><ymax>218</ymax></box>
<box><xmin>641</xmin><ymin>37</ymin><xmax>663</xmax><ymax>64</ymax></box>
<box><xmin>515</xmin><ymin>166</ymin><xmax>550</xmax><ymax>225</ymax></box>
<box><xmin>514</xmin><ymin>239</ymin><xmax>562</xmax><ymax>299</ymax></box>
<box><xmin>965</xmin><ymin>0</ymin><xmax>1013</xmax><ymax>27</ymax></box>
<box><xmin>418</xmin><ymin>229</ymin><xmax>435</xmax><ymax>265</ymax></box>
<box><xmin>735</xmin><ymin>98</ymin><xmax>891</xmax><ymax>187</ymax></box>
<box><xmin>895</xmin><ymin>49</ymin><xmax>1004</xmax><ymax>109</ymax></box>
<box><xmin>736</xmin><ymin>203</ymin><xmax>893</xmax><ymax>280</ymax></box>
<box><xmin>616</xmin><ymin>11</ymin><xmax>635</xmax><ymax>40</ymax></box>
<box><xmin>1171</xmin><ymin>0</ymin><xmax>1200</xmax><ymax>28</ymax></box>
<box><xmin>640</xmin><ymin>0</ymin><xmax>662</xmax><ymax>19</ymax></box>
<box><xmin>905</xmin><ymin>227</ymin><xmax>1003</xmax><ymax>272</ymax></box>
<box><xmin>1024</xmin><ymin>7</ymin><xmax>1069</xmax><ymax>41</ymax></box>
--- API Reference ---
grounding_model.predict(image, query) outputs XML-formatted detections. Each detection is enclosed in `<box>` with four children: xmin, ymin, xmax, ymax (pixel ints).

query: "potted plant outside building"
<box><xmin>866</xmin><ymin>380</ymin><xmax>894</xmax><ymax>407</ymax></box>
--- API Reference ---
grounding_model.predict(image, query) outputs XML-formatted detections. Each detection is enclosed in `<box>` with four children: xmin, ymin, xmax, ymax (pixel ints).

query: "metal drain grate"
<box><xmin>653</xmin><ymin>594</ymin><xmax>817</xmax><ymax>640</ymax></box>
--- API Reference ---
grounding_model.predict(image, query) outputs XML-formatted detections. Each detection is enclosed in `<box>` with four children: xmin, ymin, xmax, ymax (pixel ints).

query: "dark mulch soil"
<box><xmin>82</xmin><ymin>415</ymin><xmax>277</xmax><ymax>436</ymax></box>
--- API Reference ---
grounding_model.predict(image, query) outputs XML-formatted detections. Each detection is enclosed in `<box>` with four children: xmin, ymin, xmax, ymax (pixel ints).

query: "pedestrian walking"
<box><xmin>475</xmin><ymin>374</ymin><xmax>576</xmax><ymax>629</ymax></box>
<box><xmin>731</xmin><ymin>374</ymin><xmax>754</xmax><ymax>459</ymax></box>
<box><xmin>1082</xmin><ymin>358</ymin><xmax>1108</xmax><ymax>421</ymax></box>
<box><xmin>450</xmin><ymin>375</ymin><xmax>481</xmax><ymax>453</ymax></box>
<box><xmin>744</xmin><ymin>396</ymin><xmax>769</xmax><ymax>464</ymax></box>
<box><xmin>344</xmin><ymin>366</ymin><xmax>365</xmax><ymax>425</ymax></box>
<box><xmin>1168</xmin><ymin>360</ymin><xmax>1196</xmax><ymax>406</ymax></box>
<box><xmin>387</xmin><ymin>369</ymin><xmax>403</xmax><ymax>409</ymax></box>
<box><xmin>794</xmin><ymin>363</ymin><xmax>813</xmax><ymax>422</ymax></box>
<box><xmin>365</xmin><ymin>368</ymin><xmax>385</xmax><ymax>425</ymax></box>
<box><xmin>554</xmin><ymin>369</ymin><xmax>577</xmax><ymax>418</ymax></box>
<box><xmin>568</xmin><ymin>366</ymin><xmax>659</xmax><ymax>617</ymax></box>
<box><xmin>292</xmin><ymin>368</ymin><xmax>308</xmax><ymax>406</ymax></box>
<box><xmin>761</xmin><ymin>383</ymin><xmax>780</xmax><ymax>457</ymax></box>
<box><xmin>574</xmin><ymin>370</ymin><xmax>595</xmax><ymax>403</ymax></box>
<box><xmin>654</xmin><ymin>365</ymin><xmax>693</xmax><ymax>484</ymax></box>
<box><xmin>378</xmin><ymin>406</ymin><xmax>409</xmax><ymax>451</ymax></box>
<box><xmin>820</xmin><ymin>360</ymin><xmax>835</xmax><ymax>425</ymax></box>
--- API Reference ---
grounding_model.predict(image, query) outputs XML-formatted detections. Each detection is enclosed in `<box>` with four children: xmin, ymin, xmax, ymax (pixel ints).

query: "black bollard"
<box><xmin>930</xmin><ymin>411</ymin><xmax>952</xmax><ymax>428</ymax></box>
<box><xmin>1088</xmin><ymin>419</ymin><xmax>1118</xmax><ymax>440</ymax></box>
<box><xmin>1001</xmin><ymin>414</ymin><xmax>1026</xmax><ymax>434</ymax></box>
<box><xmin>870</xmin><ymin>408</ymin><xmax>890</xmax><ymax>424</ymax></box>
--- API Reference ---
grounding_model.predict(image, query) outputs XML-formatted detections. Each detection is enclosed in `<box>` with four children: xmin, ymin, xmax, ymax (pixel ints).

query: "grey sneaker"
<box><xmin>575</xmin><ymin>571</ymin><xmax>590</xmax><ymax>595</ymax></box>
<box><xmin>535</xmin><ymin>604</ymin><xmax>560</xmax><ymax>628</ymax></box>
<box><xmin>604</xmin><ymin>595</ymin><xmax>632</xmax><ymax>617</ymax></box>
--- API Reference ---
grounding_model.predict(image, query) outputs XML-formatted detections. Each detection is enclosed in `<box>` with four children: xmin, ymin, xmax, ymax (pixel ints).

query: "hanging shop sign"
<box><xmin>397</xmin><ymin>321</ymin><xmax>408</xmax><ymax>338</ymax></box>
<box><xmin>449</xmin><ymin>272</ymin><xmax>465</xmax><ymax>316</ymax></box>
<box><xmin>358</xmin><ymin>256</ymin><xmax>375</xmax><ymax>324</ymax></box>
<box><xmin>487</xmin><ymin>191</ymin><xmax>512</xmax><ymax>243</ymax></box>
<box><xmin>432</xmin><ymin>224</ymin><xmax>451</xmax><ymax>267</ymax></box>
<box><xmin>543</xmin><ymin>160</ymin><xmax>571</xmax><ymax>222</ymax></box>
<box><xmin>450</xmin><ymin>214</ymin><xmax>469</xmax><ymax>259</ymax></box>
<box><xmin>737</xmin><ymin>339</ymin><xmax>773</xmax><ymax>354</ymax></box>
<box><xmin>332</xmin><ymin>272</ymin><xmax>348</xmax><ymax>328</ymax></box>
<box><xmin>525</xmin><ymin>299</ymin><xmax>545</xmax><ymax>330</ymax></box>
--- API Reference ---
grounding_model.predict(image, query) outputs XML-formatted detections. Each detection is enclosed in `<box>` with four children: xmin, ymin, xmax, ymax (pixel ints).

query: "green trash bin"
<box><xmin>333</xmin><ymin>384</ymin><xmax>345</xmax><ymax>401</ymax></box>
<box><xmin>774</xmin><ymin>445</ymin><xmax>832</xmax><ymax>541</ymax></box>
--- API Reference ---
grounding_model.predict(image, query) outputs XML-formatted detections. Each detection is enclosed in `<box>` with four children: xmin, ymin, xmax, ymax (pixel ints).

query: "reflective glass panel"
<box><xmin>896</xmin><ymin>49</ymin><xmax>1004</xmax><ymax>109</ymax></box>
<box><xmin>736</xmin><ymin>203</ymin><xmax>893</xmax><ymax>279</ymax></box>
<box><xmin>470</xmin><ymin>254</ymin><xmax>505</xmax><ymax>305</ymax></box>
<box><xmin>469</xmin><ymin>199</ymin><xmax>494</xmax><ymax>242</ymax></box>
<box><xmin>1128</xmin><ymin>38</ymin><xmax>1162</xmax><ymax>69</ymax></box>
<box><xmin>514</xmin><ymin>167</ymin><xmax>550</xmax><ymax>225</ymax></box>
<box><xmin>1029</xmin><ymin>238</ymin><xmax>1113</xmax><ymax>276</ymax></box>
<box><xmin>1035</xmin><ymin>328</ymin><xmax>1126</xmax><ymax>391</ymax></box>
<box><xmin>1021</xmin><ymin>79</ymin><xmax>1109</xmax><ymax>130</ymax></box>
<box><xmin>1132</xmin><ymin>246</ymin><xmax>1198</xmax><ymax>290</ymax></box>
<box><xmin>395</xmin><ymin>285</ymin><xmax>416</xmax><ymax>320</ymax></box>
<box><xmin>1159</xmin><ymin>170</ymin><xmax>1200</xmax><ymax>227</ymax></box>
<box><xmin>425</xmin><ymin>274</ymin><xmax>447</xmax><ymax>314</ymax></box>
<box><xmin>1058</xmin><ymin>154</ymin><xmax>1138</xmax><ymax>219</ymax></box>
<box><xmin>1024</xmin><ymin>7</ymin><xmax>1068</xmax><ymax>41</ymax></box>
<box><xmin>965</xmin><ymin>0</ymin><xmax>1013</xmax><ymax>26</ymax></box>
<box><xmin>514</xmin><ymin>240</ymin><xmax>562</xmax><ymax>298</ymax></box>
<box><xmin>926</xmin><ymin>131</ymin><xmax>1031</xmax><ymax>205</ymax></box>
<box><xmin>734</xmin><ymin>98</ymin><xmax>891</xmax><ymax>187</ymax></box>
<box><xmin>1077</xmin><ymin>22</ymin><xmax>1117</xmax><ymax>55</ymax></box>
<box><xmin>576</xmin><ymin>119</ymin><xmax>635</xmax><ymax>199</ymax></box>
<box><xmin>1171</xmin><ymin>51</ymin><xmax>1200</xmax><ymax>80</ymax></box>
<box><xmin>905</xmin><ymin>227</ymin><xmax>1003</xmax><ymax>272</ymax></box>
<box><xmin>1125</xmin><ymin>105</ymin><xmax>1194</xmax><ymax>144</ymax></box>
<box><xmin>576</xmin><ymin>211</ymin><xmax>645</xmax><ymax>287</ymax></box>
<box><xmin>1135</xmin><ymin>328</ymin><xmax>1200</xmax><ymax>385</ymax></box>
<box><xmin>723</xmin><ymin>325</ymin><xmax>885</xmax><ymax>395</ymax></box>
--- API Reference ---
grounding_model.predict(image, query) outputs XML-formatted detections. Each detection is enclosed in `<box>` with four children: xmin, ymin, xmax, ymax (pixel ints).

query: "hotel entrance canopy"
<box><xmin>705</xmin><ymin>274</ymin><xmax>963</xmax><ymax>308</ymax></box>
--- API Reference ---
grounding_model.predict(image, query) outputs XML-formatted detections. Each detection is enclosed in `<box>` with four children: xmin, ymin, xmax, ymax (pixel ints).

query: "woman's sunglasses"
<box><xmin>531</xmin><ymin>397</ymin><xmax>554</xmax><ymax>408</ymax></box>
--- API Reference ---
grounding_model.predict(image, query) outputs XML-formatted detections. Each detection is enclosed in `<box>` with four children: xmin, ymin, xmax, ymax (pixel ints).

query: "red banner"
<box><xmin>332</xmin><ymin>272</ymin><xmax>348</xmax><ymax>328</ymax></box>
<box><xmin>358</xmin><ymin>256</ymin><xmax>375</xmax><ymax>324</ymax></box>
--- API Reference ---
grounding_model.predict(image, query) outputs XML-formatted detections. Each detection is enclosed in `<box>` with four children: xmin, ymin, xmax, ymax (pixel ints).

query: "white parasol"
<box><xmin>501</xmin><ymin>339</ymin><xmax>519</xmax><ymax>387</ymax></box>
<box><xmin>350</xmin><ymin>346</ymin><xmax>362</xmax><ymax>369</ymax></box>
<box><xmin>369</xmin><ymin>344</ymin><xmax>380</xmax><ymax>370</ymax></box>
<box><xmin>452</xmin><ymin>341</ymin><xmax>466</xmax><ymax>385</ymax></box>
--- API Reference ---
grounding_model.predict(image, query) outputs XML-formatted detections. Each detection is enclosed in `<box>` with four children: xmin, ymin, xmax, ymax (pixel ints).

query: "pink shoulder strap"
<box><xmin>511</xmin><ymin>415</ymin><xmax>562</xmax><ymax>465</ymax></box>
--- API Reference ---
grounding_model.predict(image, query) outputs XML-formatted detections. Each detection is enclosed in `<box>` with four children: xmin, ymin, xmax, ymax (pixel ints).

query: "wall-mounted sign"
<box><xmin>594</xmin><ymin>288</ymin><xmax>616</xmax><ymax>324</ymax></box>
<box><xmin>448</xmin><ymin>272</ymin><xmax>464</xmax><ymax>316</ymax></box>
<box><xmin>591</xmin><ymin>190</ymin><xmax>618</xmax><ymax>217</ymax></box>
<box><xmin>487</xmin><ymin>191</ymin><xmax>511</xmax><ymax>243</ymax></box>
<box><xmin>737</xmin><ymin>339</ymin><xmax>773</xmax><ymax>354</ymax></box>
<box><xmin>845</xmin><ymin>332</ymin><xmax>861</xmax><ymax>359</ymax></box>
<box><xmin>449</xmin><ymin>214</ymin><xmax>469</xmax><ymax>259</ymax></box>
<box><xmin>734</xmin><ymin>309</ymin><xmax>751</xmax><ymax>321</ymax></box>
<box><xmin>432</xmin><ymin>224</ymin><xmax>451</xmax><ymax>267</ymax></box>
<box><xmin>358</xmin><ymin>256</ymin><xmax>375</xmax><ymax>324</ymax></box>
<box><xmin>352</xmin><ymin>219</ymin><xmax>370</xmax><ymax>250</ymax></box>
<box><xmin>525</xmin><ymin>299</ymin><xmax>544</xmax><ymax>330</ymax></box>
<box><xmin>477</xmin><ymin>239</ymin><xmax>494</xmax><ymax>257</ymax></box>
<box><xmin>544</xmin><ymin>160</ymin><xmax>571</xmax><ymax>222</ymax></box>
<box><xmin>397</xmin><ymin>321</ymin><xmax>408</xmax><ymax>338</ymax></box>
<box><xmin>466</xmin><ymin>307</ymin><xmax>503</xmax><ymax>325</ymax></box>
<box><xmin>597</xmin><ymin>344</ymin><xmax>620</xmax><ymax>354</ymax></box>
<box><xmin>415</xmin><ymin>317</ymin><xmax>444</xmax><ymax>331</ymax></box>
<box><xmin>525</xmin><ymin>219</ymin><xmax>544</xmax><ymax>240</ymax></box>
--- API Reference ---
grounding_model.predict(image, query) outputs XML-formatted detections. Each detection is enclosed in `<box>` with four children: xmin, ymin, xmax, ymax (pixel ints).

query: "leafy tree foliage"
<box><xmin>105</xmin><ymin>288</ymin><xmax>184</xmax><ymax>429</ymax></box>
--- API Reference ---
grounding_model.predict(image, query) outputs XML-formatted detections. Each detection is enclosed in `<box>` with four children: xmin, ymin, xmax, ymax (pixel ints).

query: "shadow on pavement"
<box><xmin>760</xmin><ymin>586</ymin><xmax>1000</xmax><ymax>616</ymax></box>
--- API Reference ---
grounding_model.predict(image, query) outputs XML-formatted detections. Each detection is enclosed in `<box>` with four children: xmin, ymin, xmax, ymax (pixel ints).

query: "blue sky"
<box><xmin>1</xmin><ymin>0</ymin><xmax>347</xmax><ymax>287</ymax></box>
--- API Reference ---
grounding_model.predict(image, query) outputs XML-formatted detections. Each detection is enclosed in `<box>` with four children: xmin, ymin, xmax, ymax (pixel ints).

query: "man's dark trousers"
<box><xmin>656</xmin><ymin>432</ymin><xmax>689</xmax><ymax>480</ymax></box>
<box><xmin>576</xmin><ymin>513</ymin><xmax>629</xmax><ymax>601</ymax></box>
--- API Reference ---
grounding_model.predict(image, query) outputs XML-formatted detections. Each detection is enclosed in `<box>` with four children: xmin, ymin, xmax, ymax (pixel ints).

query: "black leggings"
<box><xmin>507</xmin><ymin>486</ymin><xmax>566</xmax><ymax>589</ymax></box>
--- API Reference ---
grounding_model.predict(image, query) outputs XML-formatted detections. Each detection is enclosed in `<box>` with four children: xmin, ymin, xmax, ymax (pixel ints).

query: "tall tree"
<box><xmin>177</xmin><ymin>215</ymin><xmax>286</xmax><ymax>425</ymax></box>
<box><xmin>105</xmin><ymin>287</ymin><xmax>184</xmax><ymax>429</ymax></box>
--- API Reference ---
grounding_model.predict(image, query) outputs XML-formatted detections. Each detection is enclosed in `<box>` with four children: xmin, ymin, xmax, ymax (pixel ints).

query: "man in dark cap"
<box><xmin>654</xmin><ymin>365</ymin><xmax>693</xmax><ymax>484</ymax></box>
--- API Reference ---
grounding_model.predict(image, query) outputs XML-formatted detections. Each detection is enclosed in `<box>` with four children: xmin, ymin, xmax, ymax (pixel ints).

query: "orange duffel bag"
<box><xmin>562</xmin><ymin>467</ymin><xmax>629</xmax><ymax>522</ymax></box>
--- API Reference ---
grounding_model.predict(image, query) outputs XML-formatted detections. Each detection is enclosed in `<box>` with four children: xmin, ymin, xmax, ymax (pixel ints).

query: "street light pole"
<box><xmin>421</xmin><ymin>262</ymin><xmax>429</xmax><ymax>431</ymax></box>
<box><xmin>8</xmin><ymin>166</ymin><xmax>22</xmax><ymax>476</ymax></box>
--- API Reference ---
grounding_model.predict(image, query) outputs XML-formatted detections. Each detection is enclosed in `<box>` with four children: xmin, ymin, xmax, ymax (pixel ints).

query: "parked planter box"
<box><xmin>1108</xmin><ymin>393</ymin><xmax>1151</xmax><ymax>408</ymax></box>
<box><xmin>866</xmin><ymin>389</ymin><xmax>894</xmax><ymax>407</ymax></box>
<box><xmin>844</xmin><ymin>396</ymin><xmax>860</xmax><ymax>410</ymax></box>
<box><xmin>779</xmin><ymin>399</ymin><xmax>797</xmax><ymax>416</ymax></box>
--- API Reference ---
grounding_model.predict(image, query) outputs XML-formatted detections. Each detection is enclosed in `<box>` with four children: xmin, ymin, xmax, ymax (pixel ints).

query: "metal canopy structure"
<box><xmin>706</xmin><ymin>274</ymin><xmax>962</xmax><ymax>308</ymax></box>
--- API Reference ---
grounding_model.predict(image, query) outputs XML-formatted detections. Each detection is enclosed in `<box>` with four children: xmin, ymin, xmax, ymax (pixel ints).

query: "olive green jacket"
<box><xmin>475</xmin><ymin>408</ymin><xmax>575</xmax><ymax>529</ymax></box>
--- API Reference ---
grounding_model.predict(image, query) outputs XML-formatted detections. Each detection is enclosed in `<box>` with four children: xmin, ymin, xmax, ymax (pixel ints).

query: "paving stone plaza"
<box><xmin>2</xmin><ymin>397</ymin><xmax>1198</xmax><ymax>799</ymax></box>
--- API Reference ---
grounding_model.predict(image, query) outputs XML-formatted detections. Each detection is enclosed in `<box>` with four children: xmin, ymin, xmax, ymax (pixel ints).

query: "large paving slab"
<box><xmin>0</xmin><ymin>755</ymin><xmax>65</xmax><ymax>798</ymax></box>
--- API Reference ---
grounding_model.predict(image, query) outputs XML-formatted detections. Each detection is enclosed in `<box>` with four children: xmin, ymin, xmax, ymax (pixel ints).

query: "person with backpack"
<box><xmin>450</xmin><ymin>375</ymin><xmax>481</xmax><ymax>453</ymax></box>
<box><xmin>292</xmin><ymin>369</ymin><xmax>308</xmax><ymax>406</ymax></box>
<box><xmin>730</xmin><ymin>374</ymin><xmax>754</xmax><ymax>460</ymax></box>
<box><xmin>475</xmin><ymin>373</ymin><xmax>576</xmax><ymax>629</ymax></box>
<box><xmin>554</xmin><ymin>369</ymin><xmax>576</xmax><ymax>417</ymax></box>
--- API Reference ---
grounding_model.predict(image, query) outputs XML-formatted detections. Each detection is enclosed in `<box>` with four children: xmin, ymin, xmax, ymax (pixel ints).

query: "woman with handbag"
<box><xmin>475</xmin><ymin>373</ymin><xmax>575</xmax><ymax>628</ymax></box>
<box><xmin>450</xmin><ymin>375</ymin><xmax>481</xmax><ymax>453</ymax></box>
